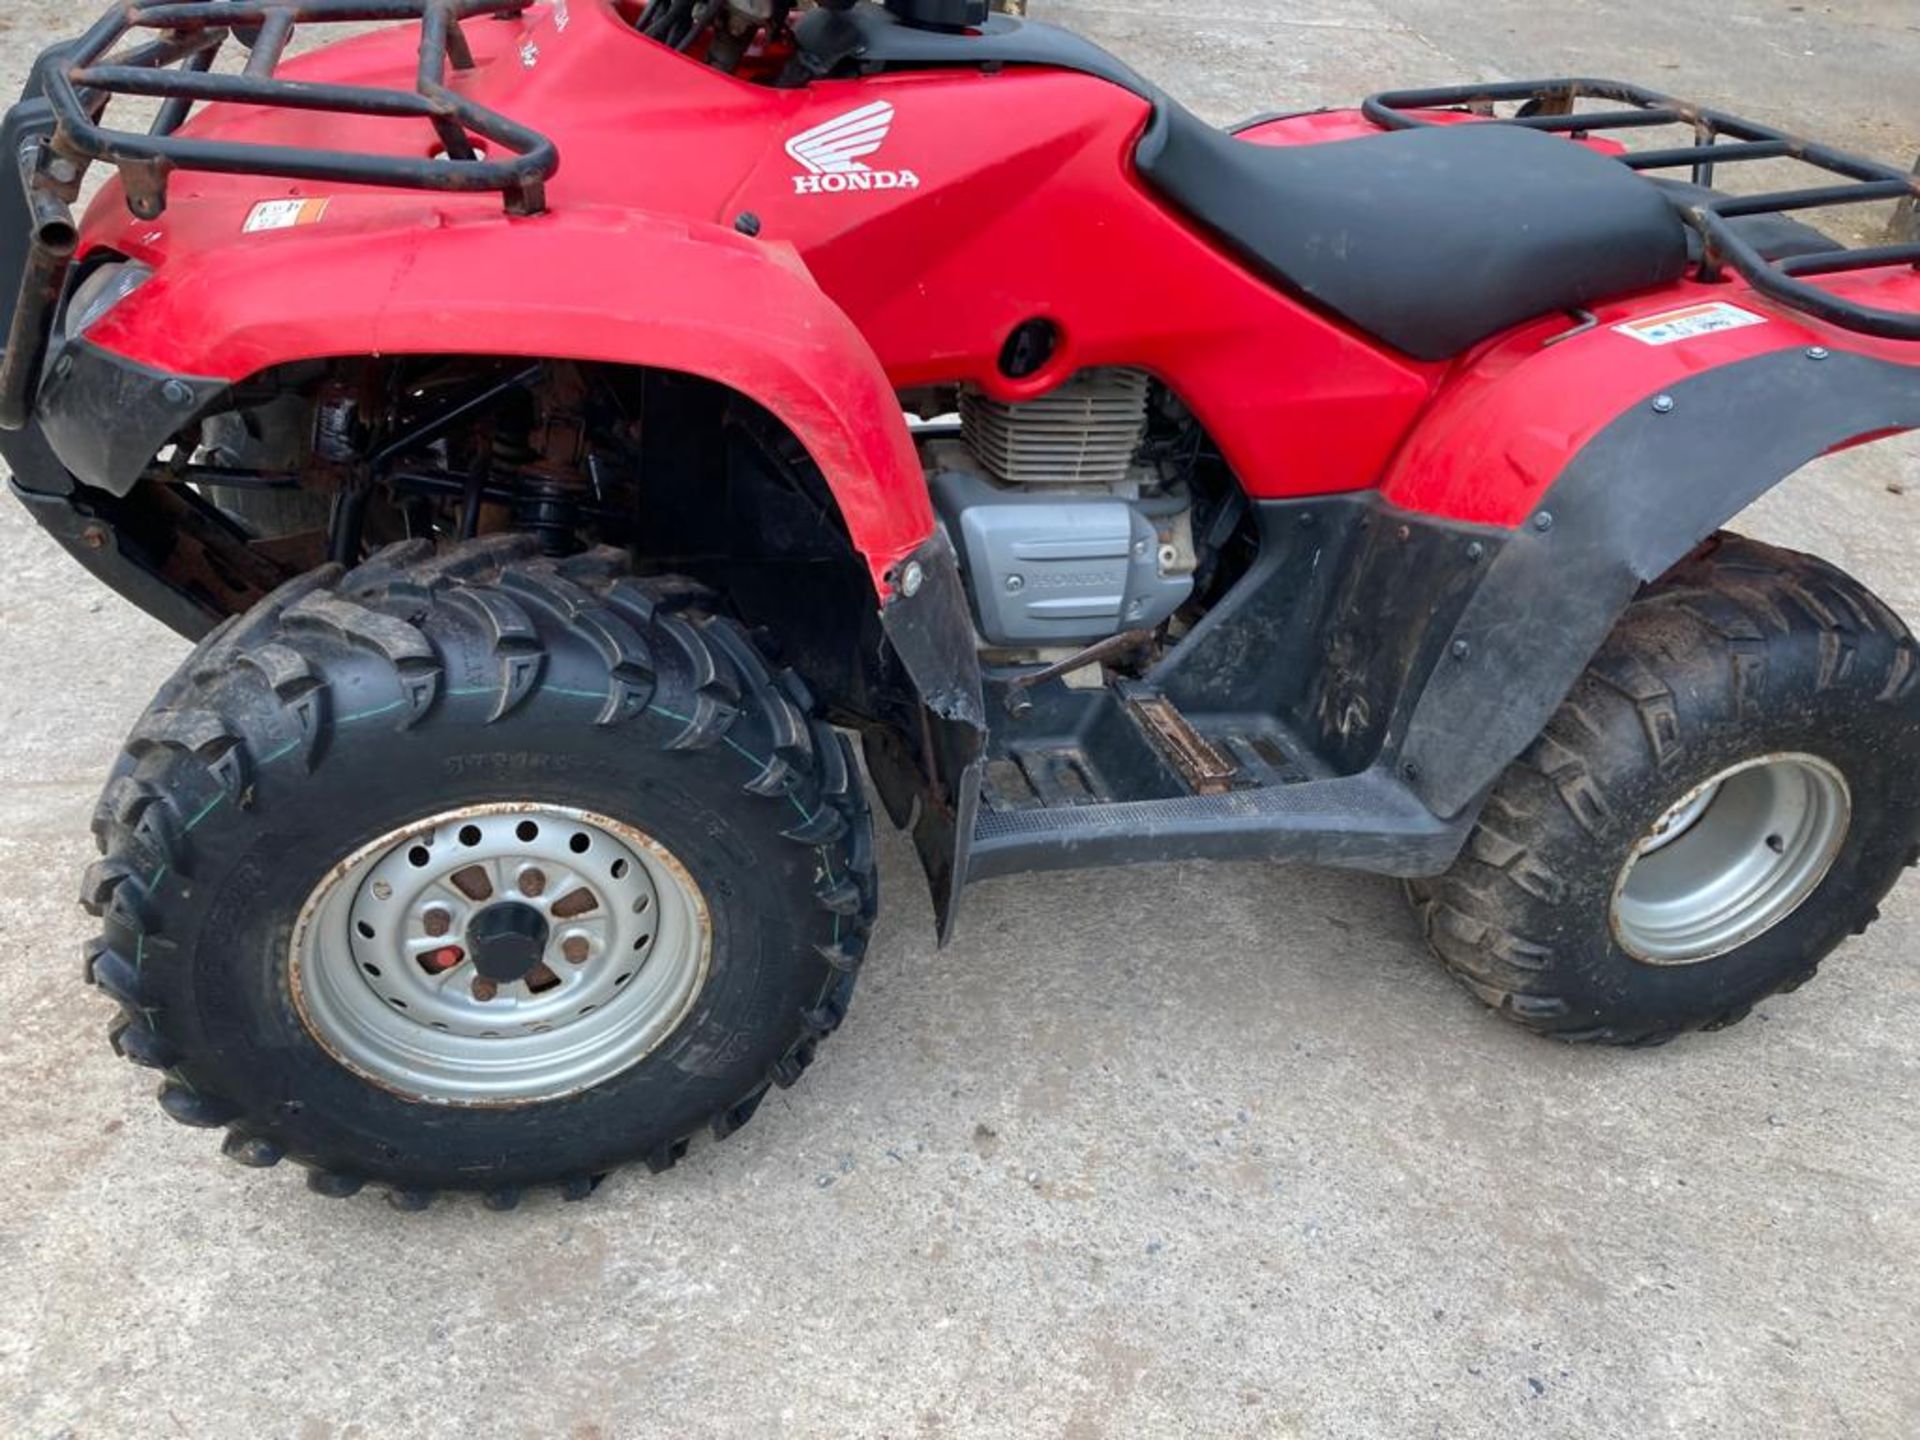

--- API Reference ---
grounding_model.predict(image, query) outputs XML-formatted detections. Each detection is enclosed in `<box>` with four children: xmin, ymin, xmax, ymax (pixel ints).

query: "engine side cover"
<box><xmin>931</xmin><ymin>469</ymin><xmax>1191</xmax><ymax>646</ymax></box>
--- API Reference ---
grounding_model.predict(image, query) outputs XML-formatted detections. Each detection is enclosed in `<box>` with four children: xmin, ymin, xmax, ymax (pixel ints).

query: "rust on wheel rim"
<box><xmin>1611</xmin><ymin>754</ymin><xmax>1852</xmax><ymax>966</ymax></box>
<box><xmin>290</xmin><ymin>803</ymin><xmax>710</xmax><ymax>1106</ymax></box>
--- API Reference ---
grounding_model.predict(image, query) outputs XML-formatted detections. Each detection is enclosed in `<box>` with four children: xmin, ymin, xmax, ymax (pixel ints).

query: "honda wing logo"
<box><xmin>786</xmin><ymin>102</ymin><xmax>921</xmax><ymax>195</ymax></box>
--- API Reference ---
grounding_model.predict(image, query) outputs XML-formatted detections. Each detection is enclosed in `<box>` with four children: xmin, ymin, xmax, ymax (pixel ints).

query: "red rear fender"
<box><xmin>1381</xmin><ymin>274</ymin><xmax>1920</xmax><ymax>818</ymax></box>
<box><xmin>1381</xmin><ymin>273</ymin><xmax>1920</xmax><ymax>531</ymax></box>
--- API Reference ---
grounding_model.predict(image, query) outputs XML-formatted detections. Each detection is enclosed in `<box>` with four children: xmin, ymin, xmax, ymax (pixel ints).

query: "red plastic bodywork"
<box><xmin>74</xmin><ymin>0</ymin><xmax>1920</xmax><ymax>584</ymax></box>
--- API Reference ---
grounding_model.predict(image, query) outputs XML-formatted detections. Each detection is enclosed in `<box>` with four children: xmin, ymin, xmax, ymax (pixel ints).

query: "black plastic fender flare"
<box><xmin>1401</xmin><ymin>346</ymin><xmax>1920</xmax><ymax>818</ymax></box>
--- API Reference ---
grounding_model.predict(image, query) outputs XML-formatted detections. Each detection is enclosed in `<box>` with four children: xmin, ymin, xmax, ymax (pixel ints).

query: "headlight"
<box><xmin>64</xmin><ymin>261</ymin><xmax>154</xmax><ymax>339</ymax></box>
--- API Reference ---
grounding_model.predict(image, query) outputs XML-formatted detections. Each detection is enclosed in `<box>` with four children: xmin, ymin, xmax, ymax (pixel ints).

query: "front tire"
<box><xmin>1411</xmin><ymin>533</ymin><xmax>1920</xmax><ymax>1045</ymax></box>
<box><xmin>82</xmin><ymin>536</ymin><xmax>876</xmax><ymax>1204</ymax></box>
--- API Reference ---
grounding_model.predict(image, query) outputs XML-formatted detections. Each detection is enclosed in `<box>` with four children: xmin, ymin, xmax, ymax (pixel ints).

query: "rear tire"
<box><xmin>1410</xmin><ymin>533</ymin><xmax>1920</xmax><ymax>1045</ymax></box>
<box><xmin>82</xmin><ymin>536</ymin><xmax>876</xmax><ymax>1204</ymax></box>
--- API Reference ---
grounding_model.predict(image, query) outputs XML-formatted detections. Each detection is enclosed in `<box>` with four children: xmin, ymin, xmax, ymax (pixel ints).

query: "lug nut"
<box><xmin>519</xmin><ymin>867</ymin><xmax>547</xmax><ymax>898</ymax></box>
<box><xmin>471</xmin><ymin>976</ymin><xmax>498</xmax><ymax>1003</ymax></box>
<box><xmin>421</xmin><ymin>945</ymin><xmax>464</xmax><ymax>974</ymax></box>
<box><xmin>422</xmin><ymin>907</ymin><xmax>451</xmax><ymax>938</ymax></box>
<box><xmin>562</xmin><ymin>936</ymin><xmax>590</xmax><ymax>965</ymax></box>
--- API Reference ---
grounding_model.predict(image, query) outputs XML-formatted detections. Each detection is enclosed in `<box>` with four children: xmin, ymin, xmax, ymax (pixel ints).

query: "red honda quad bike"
<box><xmin>4</xmin><ymin>0</ymin><xmax>1919</xmax><ymax>1208</ymax></box>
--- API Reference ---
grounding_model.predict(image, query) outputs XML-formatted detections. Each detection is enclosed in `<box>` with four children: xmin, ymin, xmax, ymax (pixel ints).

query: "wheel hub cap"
<box><xmin>290</xmin><ymin>804</ymin><xmax>711</xmax><ymax>1106</ymax></box>
<box><xmin>1611</xmin><ymin>753</ymin><xmax>1852</xmax><ymax>966</ymax></box>
<box><xmin>466</xmin><ymin>901</ymin><xmax>551</xmax><ymax>983</ymax></box>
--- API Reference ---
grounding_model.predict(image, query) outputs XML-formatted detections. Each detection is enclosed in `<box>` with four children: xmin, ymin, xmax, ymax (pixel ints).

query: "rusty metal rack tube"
<box><xmin>0</xmin><ymin>143</ymin><xmax>79</xmax><ymax>430</ymax></box>
<box><xmin>1364</xmin><ymin>78</ymin><xmax>1920</xmax><ymax>341</ymax></box>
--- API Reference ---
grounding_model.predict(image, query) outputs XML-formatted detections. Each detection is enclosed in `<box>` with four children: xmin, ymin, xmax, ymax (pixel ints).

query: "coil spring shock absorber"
<box><xmin>511</xmin><ymin>475</ymin><xmax>585</xmax><ymax>556</ymax></box>
<box><xmin>498</xmin><ymin>364</ymin><xmax>595</xmax><ymax>556</ymax></box>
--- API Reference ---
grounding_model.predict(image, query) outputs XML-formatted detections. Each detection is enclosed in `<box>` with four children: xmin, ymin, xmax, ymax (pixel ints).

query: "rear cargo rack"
<box><xmin>1364</xmin><ymin>79</ymin><xmax>1920</xmax><ymax>341</ymax></box>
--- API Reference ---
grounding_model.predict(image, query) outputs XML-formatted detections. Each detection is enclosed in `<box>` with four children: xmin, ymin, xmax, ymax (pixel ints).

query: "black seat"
<box><xmin>1136</xmin><ymin>108</ymin><xmax>1691</xmax><ymax>360</ymax></box>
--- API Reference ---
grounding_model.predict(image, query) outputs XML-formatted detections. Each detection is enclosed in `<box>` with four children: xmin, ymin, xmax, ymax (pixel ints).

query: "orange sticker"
<box><xmin>243</xmin><ymin>197</ymin><xmax>331</xmax><ymax>234</ymax></box>
<box><xmin>1615</xmin><ymin>301</ymin><xmax>1767</xmax><ymax>346</ymax></box>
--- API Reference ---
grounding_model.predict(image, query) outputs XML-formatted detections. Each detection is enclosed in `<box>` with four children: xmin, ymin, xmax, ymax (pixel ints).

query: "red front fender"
<box><xmin>82</xmin><ymin>204</ymin><xmax>931</xmax><ymax>594</ymax></box>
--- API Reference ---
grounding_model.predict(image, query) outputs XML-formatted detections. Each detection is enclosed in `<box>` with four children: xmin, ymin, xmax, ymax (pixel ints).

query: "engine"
<box><xmin>927</xmin><ymin>368</ymin><xmax>1198</xmax><ymax>650</ymax></box>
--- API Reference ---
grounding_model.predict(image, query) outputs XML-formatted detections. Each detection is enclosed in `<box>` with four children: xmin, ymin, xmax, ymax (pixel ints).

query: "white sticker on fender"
<box><xmin>1615</xmin><ymin>302</ymin><xmax>1768</xmax><ymax>346</ymax></box>
<box><xmin>243</xmin><ymin>197</ymin><xmax>330</xmax><ymax>233</ymax></box>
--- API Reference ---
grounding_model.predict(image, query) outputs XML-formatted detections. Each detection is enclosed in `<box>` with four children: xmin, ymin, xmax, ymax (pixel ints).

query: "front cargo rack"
<box><xmin>0</xmin><ymin>0</ymin><xmax>558</xmax><ymax>429</ymax></box>
<box><xmin>1364</xmin><ymin>79</ymin><xmax>1920</xmax><ymax>342</ymax></box>
<box><xmin>47</xmin><ymin>0</ymin><xmax>557</xmax><ymax>220</ymax></box>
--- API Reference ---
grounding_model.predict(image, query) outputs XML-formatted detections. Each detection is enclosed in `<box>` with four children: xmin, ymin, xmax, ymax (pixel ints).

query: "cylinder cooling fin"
<box><xmin>959</xmin><ymin>368</ymin><xmax>1152</xmax><ymax>488</ymax></box>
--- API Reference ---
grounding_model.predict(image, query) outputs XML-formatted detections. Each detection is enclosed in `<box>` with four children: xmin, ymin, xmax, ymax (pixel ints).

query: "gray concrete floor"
<box><xmin>2</xmin><ymin>2</ymin><xmax>1918</xmax><ymax>1437</ymax></box>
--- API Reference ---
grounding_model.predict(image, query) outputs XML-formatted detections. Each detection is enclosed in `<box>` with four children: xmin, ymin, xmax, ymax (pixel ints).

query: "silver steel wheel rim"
<box><xmin>290</xmin><ymin>804</ymin><xmax>710</xmax><ymax>1105</ymax></box>
<box><xmin>1611</xmin><ymin>754</ymin><xmax>1852</xmax><ymax>966</ymax></box>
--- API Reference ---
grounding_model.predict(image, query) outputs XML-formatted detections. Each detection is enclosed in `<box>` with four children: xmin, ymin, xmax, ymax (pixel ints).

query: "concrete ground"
<box><xmin>2</xmin><ymin>2</ymin><xmax>1918</xmax><ymax>1436</ymax></box>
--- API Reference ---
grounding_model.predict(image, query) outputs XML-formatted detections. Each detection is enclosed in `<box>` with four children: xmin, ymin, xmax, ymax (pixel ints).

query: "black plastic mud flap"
<box><xmin>36</xmin><ymin>336</ymin><xmax>228</xmax><ymax>494</ymax></box>
<box><xmin>873</xmin><ymin>530</ymin><xmax>987</xmax><ymax>944</ymax></box>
